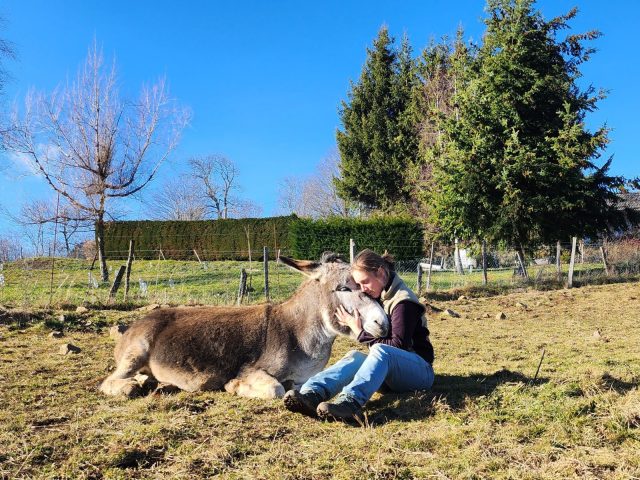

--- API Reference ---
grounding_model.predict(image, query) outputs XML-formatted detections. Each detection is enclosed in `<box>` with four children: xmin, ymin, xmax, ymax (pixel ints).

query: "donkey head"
<box><xmin>279</xmin><ymin>252</ymin><xmax>389</xmax><ymax>338</ymax></box>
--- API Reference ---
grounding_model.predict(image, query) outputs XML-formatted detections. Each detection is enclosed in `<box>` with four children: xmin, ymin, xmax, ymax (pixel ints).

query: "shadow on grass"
<box><xmin>599</xmin><ymin>373</ymin><xmax>639</xmax><ymax>394</ymax></box>
<box><xmin>366</xmin><ymin>368</ymin><xmax>549</xmax><ymax>425</ymax></box>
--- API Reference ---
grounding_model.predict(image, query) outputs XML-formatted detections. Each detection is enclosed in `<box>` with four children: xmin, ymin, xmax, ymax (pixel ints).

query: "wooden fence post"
<box><xmin>263</xmin><ymin>246</ymin><xmax>270</xmax><ymax>301</ymax></box>
<box><xmin>426</xmin><ymin>243</ymin><xmax>435</xmax><ymax>293</ymax></box>
<box><xmin>416</xmin><ymin>263</ymin><xmax>423</xmax><ymax>293</ymax></box>
<box><xmin>193</xmin><ymin>249</ymin><xmax>202</xmax><ymax>265</ymax></box>
<box><xmin>349</xmin><ymin>239</ymin><xmax>356</xmax><ymax>264</ymax></box>
<box><xmin>482</xmin><ymin>239</ymin><xmax>488</xmax><ymax>286</ymax></box>
<box><xmin>109</xmin><ymin>265</ymin><xmax>127</xmax><ymax>300</ymax></box>
<box><xmin>454</xmin><ymin>238</ymin><xmax>464</xmax><ymax>275</ymax></box>
<box><xmin>124</xmin><ymin>240</ymin><xmax>134</xmax><ymax>300</ymax></box>
<box><xmin>600</xmin><ymin>244</ymin><xmax>610</xmax><ymax>276</ymax></box>
<box><xmin>237</xmin><ymin>268</ymin><xmax>247</xmax><ymax>305</ymax></box>
<box><xmin>556</xmin><ymin>241</ymin><xmax>562</xmax><ymax>282</ymax></box>
<box><xmin>568</xmin><ymin>236</ymin><xmax>577</xmax><ymax>288</ymax></box>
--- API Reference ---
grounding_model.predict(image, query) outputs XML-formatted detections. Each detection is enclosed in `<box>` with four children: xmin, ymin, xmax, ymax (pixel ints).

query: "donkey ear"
<box><xmin>278</xmin><ymin>256</ymin><xmax>320</xmax><ymax>275</ymax></box>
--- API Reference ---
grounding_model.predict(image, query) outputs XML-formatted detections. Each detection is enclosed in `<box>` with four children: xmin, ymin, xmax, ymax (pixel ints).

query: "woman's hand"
<box><xmin>335</xmin><ymin>305</ymin><xmax>362</xmax><ymax>336</ymax></box>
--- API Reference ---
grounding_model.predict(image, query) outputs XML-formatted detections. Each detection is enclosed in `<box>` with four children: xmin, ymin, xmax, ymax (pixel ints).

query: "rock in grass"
<box><xmin>458</xmin><ymin>295</ymin><xmax>468</xmax><ymax>301</ymax></box>
<box><xmin>593</xmin><ymin>329</ymin><xmax>609</xmax><ymax>342</ymax></box>
<box><xmin>496</xmin><ymin>312</ymin><xmax>507</xmax><ymax>320</ymax></box>
<box><xmin>516</xmin><ymin>302</ymin><xmax>528</xmax><ymax>309</ymax></box>
<box><xmin>58</xmin><ymin>314</ymin><xmax>66</xmax><ymax>323</ymax></box>
<box><xmin>75</xmin><ymin>306</ymin><xmax>89</xmax><ymax>314</ymax></box>
<box><xmin>59</xmin><ymin>343</ymin><xmax>81</xmax><ymax>355</ymax></box>
<box><xmin>484</xmin><ymin>313</ymin><xmax>491</xmax><ymax>319</ymax></box>
<box><xmin>444</xmin><ymin>308</ymin><xmax>461</xmax><ymax>318</ymax></box>
<box><xmin>49</xmin><ymin>331</ymin><xmax>64</xmax><ymax>339</ymax></box>
<box><xmin>109</xmin><ymin>324</ymin><xmax>127</xmax><ymax>339</ymax></box>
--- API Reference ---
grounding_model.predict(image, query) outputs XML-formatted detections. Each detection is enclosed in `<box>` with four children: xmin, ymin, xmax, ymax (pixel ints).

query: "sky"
<box><xmin>0</xmin><ymin>0</ymin><xmax>638</xmax><ymax>236</ymax></box>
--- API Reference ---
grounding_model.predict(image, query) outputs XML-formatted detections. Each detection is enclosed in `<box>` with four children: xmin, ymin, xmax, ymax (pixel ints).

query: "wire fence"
<box><xmin>0</xmin><ymin>238</ymin><xmax>639</xmax><ymax>309</ymax></box>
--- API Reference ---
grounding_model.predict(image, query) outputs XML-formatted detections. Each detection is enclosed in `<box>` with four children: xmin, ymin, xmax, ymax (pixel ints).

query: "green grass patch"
<box><xmin>0</xmin><ymin>282</ymin><xmax>639</xmax><ymax>478</ymax></box>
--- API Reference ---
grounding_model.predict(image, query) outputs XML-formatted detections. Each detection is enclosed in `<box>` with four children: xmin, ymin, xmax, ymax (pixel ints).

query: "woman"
<box><xmin>283</xmin><ymin>249</ymin><xmax>435</xmax><ymax>421</ymax></box>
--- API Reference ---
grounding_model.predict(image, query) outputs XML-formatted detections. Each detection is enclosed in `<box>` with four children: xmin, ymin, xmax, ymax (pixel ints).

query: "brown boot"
<box><xmin>283</xmin><ymin>389</ymin><xmax>323</xmax><ymax>417</ymax></box>
<box><xmin>316</xmin><ymin>395</ymin><xmax>363</xmax><ymax>422</ymax></box>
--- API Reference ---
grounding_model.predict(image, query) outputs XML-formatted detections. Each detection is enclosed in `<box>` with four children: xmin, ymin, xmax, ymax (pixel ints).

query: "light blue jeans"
<box><xmin>300</xmin><ymin>344</ymin><xmax>435</xmax><ymax>406</ymax></box>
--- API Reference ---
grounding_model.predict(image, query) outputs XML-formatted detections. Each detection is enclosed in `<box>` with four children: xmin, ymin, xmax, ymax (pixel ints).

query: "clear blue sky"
<box><xmin>0</xmin><ymin>0</ymin><xmax>638</xmax><ymax>234</ymax></box>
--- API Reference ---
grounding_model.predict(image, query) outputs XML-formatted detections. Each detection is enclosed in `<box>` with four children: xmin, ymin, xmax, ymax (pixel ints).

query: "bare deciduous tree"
<box><xmin>0</xmin><ymin>233</ymin><xmax>22</xmax><ymax>261</ymax></box>
<box><xmin>278</xmin><ymin>151</ymin><xmax>360</xmax><ymax>218</ymax></box>
<box><xmin>0</xmin><ymin>15</ymin><xmax>17</xmax><ymax>167</ymax></box>
<box><xmin>189</xmin><ymin>155</ymin><xmax>240</xmax><ymax>219</ymax></box>
<box><xmin>148</xmin><ymin>155</ymin><xmax>261</xmax><ymax>220</ymax></box>
<box><xmin>147</xmin><ymin>175</ymin><xmax>207</xmax><ymax>221</ymax></box>
<box><xmin>4</xmin><ymin>42</ymin><xmax>189</xmax><ymax>281</ymax></box>
<box><xmin>229</xmin><ymin>198</ymin><xmax>263</xmax><ymax>218</ymax></box>
<box><xmin>17</xmin><ymin>198</ymin><xmax>93</xmax><ymax>256</ymax></box>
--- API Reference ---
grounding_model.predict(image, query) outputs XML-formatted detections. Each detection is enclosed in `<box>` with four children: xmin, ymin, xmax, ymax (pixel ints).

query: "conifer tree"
<box><xmin>335</xmin><ymin>27</ymin><xmax>419</xmax><ymax>210</ymax></box>
<box><xmin>427</xmin><ymin>0</ymin><xmax>631</xmax><ymax>260</ymax></box>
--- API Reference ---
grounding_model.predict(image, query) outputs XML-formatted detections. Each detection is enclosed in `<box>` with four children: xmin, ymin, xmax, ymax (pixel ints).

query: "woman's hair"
<box><xmin>352</xmin><ymin>249</ymin><xmax>395</xmax><ymax>279</ymax></box>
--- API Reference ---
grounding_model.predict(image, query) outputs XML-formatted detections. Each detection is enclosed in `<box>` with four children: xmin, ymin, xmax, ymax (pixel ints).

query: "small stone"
<box><xmin>160</xmin><ymin>304</ymin><xmax>171</xmax><ymax>309</ymax></box>
<box><xmin>49</xmin><ymin>331</ymin><xmax>64</xmax><ymax>339</ymax></box>
<box><xmin>418</xmin><ymin>297</ymin><xmax>427</xmax><ymax>304</ymax></box>
<box><xmin>75</xmin><ymin>306</ymin><xmax>89</xmax><ymax>314</ymax></box>
<box><xmin>484</xmin><ymin>313</ymin><xmax>491</xmax><ymax>318</ymax></box>
<box><xmin>59</xmin><ymin>343</ymin><xmax>81</xmax><ymax>355</ymax></box>
<box><xmin>516</xmin><ymin>302</ymin><xmax>528</xmax><ymax>309</ymax></box>
<box><xmin>109</xmin><ymin>324</ymin><xmax>127</xmax><ymax>339</ymax></box>
<box><xmin>444</xmin><ymin>308</ymin><xmax>461</xmax><ymax>318</ymax></box>
<box><xmin>496</xmin><ymin>312</ymin><xmax>507</xmax><ymax>320</ymax></box>
<box><xmin>458</xmin><ymin>295</ymin><xmax>468</xmax><ymax>301</ymax></box>
<box><xmin>58</xmin><ymin>314</ymin><xmax>66</xmax><ymax>323</ymax></box>
<box><xmin>593</xmin><ymin>329</ymin><xmax>602</xmax><ymax>339</ymax></box>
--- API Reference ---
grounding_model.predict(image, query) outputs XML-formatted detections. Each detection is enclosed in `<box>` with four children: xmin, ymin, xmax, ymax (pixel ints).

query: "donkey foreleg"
<box><xmin>224</xmin><ymin>368</ymin><xmax>286</xmax><ymax>399</ymax></box>
<box><xmin>99</xmin><ymin>339</ymin><xmax>149</xmax><ymax>398</ymax></box>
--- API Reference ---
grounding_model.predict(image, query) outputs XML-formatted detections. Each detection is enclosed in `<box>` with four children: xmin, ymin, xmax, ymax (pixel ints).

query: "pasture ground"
<box><xmin>0</xmin><ymin>281</ymin><xmax>639</xmax><ymax>479</ymax></box>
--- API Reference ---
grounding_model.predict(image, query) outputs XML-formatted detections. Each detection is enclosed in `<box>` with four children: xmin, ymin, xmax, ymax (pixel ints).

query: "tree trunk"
<box><xmin>516</xmin><ymin>244</ymin><xmax>529</xmax><ymax>279</ymax></box>
<box><xmin>96</xmin><ymin>214</ymin><xmax>109</xmax><ymax>282</ymax></box>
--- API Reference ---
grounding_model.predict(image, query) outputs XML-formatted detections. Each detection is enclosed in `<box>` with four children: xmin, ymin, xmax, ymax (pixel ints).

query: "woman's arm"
<box><xmin>357</xmin><ymin>301</ymin><xmax>422</xmax><ymax>350</ymax></box>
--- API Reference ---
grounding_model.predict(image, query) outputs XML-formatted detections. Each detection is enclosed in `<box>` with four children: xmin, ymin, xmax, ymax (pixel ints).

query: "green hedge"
<box><xmin>102</xmin><ymin>216</ymin><xmax>297</xmax><ymax>260</ymax></box>
<box><xmin>288</xmin><ymin>217</ymin><xmax>424</xmax><ymax>261</ymax></box>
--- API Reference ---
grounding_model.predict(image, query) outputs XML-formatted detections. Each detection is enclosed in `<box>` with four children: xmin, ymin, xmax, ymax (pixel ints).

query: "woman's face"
<box><xmin>351</xmin><ymin>267</ymin><xmax>387</xmax><ymax>299</ymax></box>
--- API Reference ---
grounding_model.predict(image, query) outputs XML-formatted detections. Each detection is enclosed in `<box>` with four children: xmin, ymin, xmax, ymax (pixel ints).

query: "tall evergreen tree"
<box><xmin>335</xmin><ymin>27</ymin><xmax>419</xmax><ymax>210</ymax></box>
<box><xmin>427</xmin><ymin>0</ymin><xmax>631</xmax><ymax>257</ymax></box>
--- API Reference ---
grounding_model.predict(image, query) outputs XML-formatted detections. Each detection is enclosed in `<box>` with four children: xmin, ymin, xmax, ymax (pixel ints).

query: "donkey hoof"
<box><xmin>120</xmin><ymin>381</ymin><xmax>144</xmax><ymax>398</ymax></box>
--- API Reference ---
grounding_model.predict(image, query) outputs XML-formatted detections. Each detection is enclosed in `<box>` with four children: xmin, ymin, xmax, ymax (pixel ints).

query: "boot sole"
<box><xmin>317</xmin><ymin>408</ymin><xmax>363</xmax><ymax>424</ymax></box>
<box><xmin>283</xmin><ymin>394</ymin><xmax>318</xmax><ymax>418</ymax></box>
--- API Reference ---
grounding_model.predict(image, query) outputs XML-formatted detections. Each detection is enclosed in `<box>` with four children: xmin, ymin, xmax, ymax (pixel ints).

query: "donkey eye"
<box><xmin>335</xmin><ymin>285</ymin><xmax>351</xmax><ymax>292</ymax></box>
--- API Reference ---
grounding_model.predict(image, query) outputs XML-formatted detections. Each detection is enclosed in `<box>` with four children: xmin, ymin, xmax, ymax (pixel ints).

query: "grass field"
<box><xmin>1</xmin><ymin>280</ymin><xmax>639</xmax><ymax>479</ymax></box>
<box><xmin>0</xmin><ymin>257</ymin><xmax>632</xmax><ymax>309</ymax></box>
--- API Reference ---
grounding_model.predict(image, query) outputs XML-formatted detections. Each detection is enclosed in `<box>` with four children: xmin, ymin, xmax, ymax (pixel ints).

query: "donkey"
<box><xmin>99</xmin><ymin>253</ymin><xmax>389</xmax><ymax>399</ymax></box>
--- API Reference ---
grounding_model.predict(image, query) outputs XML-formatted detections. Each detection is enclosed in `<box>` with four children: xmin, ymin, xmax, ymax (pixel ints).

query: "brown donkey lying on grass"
<box><xmin>100</xmin><ymin>253</ymin><xmax>389</xmax><ymax>399</ymax></box>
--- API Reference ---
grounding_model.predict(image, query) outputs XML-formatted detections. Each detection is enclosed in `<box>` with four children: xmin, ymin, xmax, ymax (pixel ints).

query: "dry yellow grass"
<box><xmin>0</xmin><ymin>281</ymin><xmax>639</xmax><ymax>479</ymax></box>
